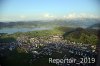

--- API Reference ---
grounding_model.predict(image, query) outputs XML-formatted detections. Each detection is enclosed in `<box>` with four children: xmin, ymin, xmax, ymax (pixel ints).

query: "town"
<box><xmin>0</xmin><ymin>34</ymin><xmax>96</xmax><ymax>66</ymax></box>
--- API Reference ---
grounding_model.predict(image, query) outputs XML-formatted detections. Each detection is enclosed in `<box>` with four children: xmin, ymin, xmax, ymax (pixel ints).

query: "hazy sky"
<box><xmin>0</xmin><ymin>0</ymin><xmax>100</xmax><ymax>21</ymax></box>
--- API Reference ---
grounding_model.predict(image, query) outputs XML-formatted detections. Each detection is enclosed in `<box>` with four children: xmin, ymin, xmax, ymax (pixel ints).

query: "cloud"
<box><xmin>20</xmin><ymin>15</ymin><xmax>27</xmax><ymax>19</ymax></box>
<box><xmin>64</xmin><ymin>13</ymin><xmax>77</xmax><ymax>19</ymax></box>
<box><xmin>63</xmin><ymin>13</ymin><xmax>100</xmax><ymax>19</ymax></box>
<box><xmin>43</xmin><ymin>13</ymin><xmax>55</xmax><ymax>18</ymax></box>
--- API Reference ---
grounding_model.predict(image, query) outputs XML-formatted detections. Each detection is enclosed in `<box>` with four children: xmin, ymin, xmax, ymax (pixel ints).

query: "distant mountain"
<box><xmin>0</xmin><ymin>18</ymin><xmax>100</xmax><ymax>29</ymax></box>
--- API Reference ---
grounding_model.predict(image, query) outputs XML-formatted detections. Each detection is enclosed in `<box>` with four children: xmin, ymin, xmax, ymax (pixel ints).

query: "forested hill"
<box><xmin>62</xmin><ymin>27</ymin><xmax>98</xmax><ymax>45</ymax></box>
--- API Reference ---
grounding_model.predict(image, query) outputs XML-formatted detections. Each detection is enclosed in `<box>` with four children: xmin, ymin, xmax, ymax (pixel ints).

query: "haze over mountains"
<box><xmin>0</xmin><ymin>18</ymin><xmax>100</xmax><ymax>29</ymax></box>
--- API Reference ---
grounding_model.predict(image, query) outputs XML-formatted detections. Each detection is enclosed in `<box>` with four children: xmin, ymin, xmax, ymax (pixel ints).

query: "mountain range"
<box><xmin>0</xmin><ymin>18</ymin><xmax>100</xmax><ymax>29</ymax></box>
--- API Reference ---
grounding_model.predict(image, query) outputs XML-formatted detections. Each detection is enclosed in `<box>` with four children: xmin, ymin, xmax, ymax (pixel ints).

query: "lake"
<box><xmin>0</xmin><ymin>27</ymin><xmax>51</xmax><ymax>34</ymax></box>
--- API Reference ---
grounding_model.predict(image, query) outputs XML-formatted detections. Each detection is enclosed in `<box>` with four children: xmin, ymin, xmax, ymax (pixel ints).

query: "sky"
<box><xmin>0</xmin><ymin>0</ymin><xmax>100</xmax><ymax>21</ymax></box>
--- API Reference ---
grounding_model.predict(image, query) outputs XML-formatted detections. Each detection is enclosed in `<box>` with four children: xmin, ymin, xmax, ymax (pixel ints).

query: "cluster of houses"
<box><xmin>15</xmin><ymin>35</ymin><xmax>96</xmax><ymax>59</ymax></box>
<box><xmin>0</xmin><ymin>35</ymin><xmax>97</xmax><ymax>66</ymax></box>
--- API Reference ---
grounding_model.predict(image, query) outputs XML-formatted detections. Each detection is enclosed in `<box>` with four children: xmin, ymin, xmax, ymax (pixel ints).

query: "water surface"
<box><xmin>0</xmin><ymin>27</ymin><xmax>51</xmax><ymax>34</ymax></box>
